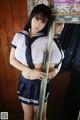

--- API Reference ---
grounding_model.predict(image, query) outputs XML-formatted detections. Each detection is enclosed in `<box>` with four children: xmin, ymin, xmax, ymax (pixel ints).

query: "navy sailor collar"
<box><xmin>22</xmin><ymin>30</ymin><xmax>46</xmax><ymax>37</ymax></box>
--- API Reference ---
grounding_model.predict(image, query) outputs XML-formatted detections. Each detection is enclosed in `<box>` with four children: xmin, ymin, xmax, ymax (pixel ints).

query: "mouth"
<box><xmin>35</xmin><ymin>27</ymin><xmax>39</xmax><ymax>30</ymax></box>
<box><xmin>34</xmin><ymin>28</ymin><xmax>40</xmax><ymax>32</ymax></box>
<box><xmin>58</xmin><ymin>31</ymin><xmax>62</xmax><ymax>33</ymax></box>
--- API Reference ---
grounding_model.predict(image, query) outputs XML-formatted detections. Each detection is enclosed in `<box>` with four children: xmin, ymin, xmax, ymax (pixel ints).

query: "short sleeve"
<box><xmin>11</xmin><ymin>33</ymin><xmax>19</xmax><ymax>49</ymax></box>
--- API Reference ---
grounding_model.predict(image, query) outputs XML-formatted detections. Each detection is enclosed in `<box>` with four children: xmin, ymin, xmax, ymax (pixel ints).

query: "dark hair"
<box><xmin>24</xmin><ymin>4</ymin><xmax>52</xmax><ymax>35</ymax></box>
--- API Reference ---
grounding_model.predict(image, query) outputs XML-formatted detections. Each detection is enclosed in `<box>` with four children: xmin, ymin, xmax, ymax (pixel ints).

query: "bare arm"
<box><xmin>10</xmin><ymin>48</ymin><xmax>46</xmax><ymax>80</ymax></box>
<box><xmin>48</xmin><ymin>63</ymin><xmax>61</xmax><ymax>79</ymax></box>
<box><xmin>10</xmin><ymin>48</ymin><xmax>30</xmax><ymax>73</ymax></box>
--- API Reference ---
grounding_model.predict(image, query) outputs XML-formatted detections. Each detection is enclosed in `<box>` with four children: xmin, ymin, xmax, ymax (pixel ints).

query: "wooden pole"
<box><xmin>38</xmin><ymin>22</ymin><xmax>55</xmax><ymax>120</ymax></box>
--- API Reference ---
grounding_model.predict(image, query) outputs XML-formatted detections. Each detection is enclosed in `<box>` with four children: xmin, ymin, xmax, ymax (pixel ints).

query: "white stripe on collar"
<box><xmin>22</xmin><ymin>30</ymin><xmax>46</xmax><ymax>37</ymax></box>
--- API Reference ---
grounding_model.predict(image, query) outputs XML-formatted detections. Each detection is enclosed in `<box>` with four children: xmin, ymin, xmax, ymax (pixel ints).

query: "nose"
<box><xmin>36</xmin><ymin>20</ymin><xmax>42</xmax><ymax>27</ymax></box>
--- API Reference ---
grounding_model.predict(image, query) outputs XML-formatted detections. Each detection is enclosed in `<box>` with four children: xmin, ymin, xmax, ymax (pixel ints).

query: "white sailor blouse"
<box><xmin>11</xmin><ymin>30</ymin><xmax>63</xmax><ymax>67</ymax></box>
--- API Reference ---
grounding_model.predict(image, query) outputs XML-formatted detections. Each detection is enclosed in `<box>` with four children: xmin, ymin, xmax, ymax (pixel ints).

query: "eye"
<box><xmin>35</xmin><ymin>16</ymin><xmax>39</xmax><ymax>21</ymax></box>
<box><xmin>35</xmin><ymin>16</ymin><xmax>47</xmax><ymax>25</ymax></box>
<box><xmin>42</xmin><ymin>20</ymin><xmax>47</xmax><ymax>23</ymax></box>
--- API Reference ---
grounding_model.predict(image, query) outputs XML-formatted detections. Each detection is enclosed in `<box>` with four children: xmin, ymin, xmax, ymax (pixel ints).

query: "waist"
<box><xmin>22</xmin><ymin>63</ymin><xmax>42</xmax><ymax>79</ymax></box>
<box><xmin>22</xmin><ymin>62</ymin><xmax>43</xmax><ymax>69</ymax></box>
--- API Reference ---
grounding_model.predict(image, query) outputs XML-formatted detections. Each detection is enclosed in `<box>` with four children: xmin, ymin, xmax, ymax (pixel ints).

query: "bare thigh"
<box><xmin>33</xmin><ymin>101</ymin><xmax>47</xmax><ymax>120</ymax></box>
<box><xmin>21</xmin><ymin>102</ymin><xmax>33</xmax><ymax>120</ymax></box>
<box><xmin>42</xmin><ymin>101</ymin><xmax>47</xmax><ymax>120</ymax></box>
<box><xmin>21</xmin><ymin>101</ymin><xmax>47</xmax><ymax>120</ymax></box>
<box><xmin>33</xmin><ymin>105</ymin><xmax>39</xmax><ymax>120</ymax></box>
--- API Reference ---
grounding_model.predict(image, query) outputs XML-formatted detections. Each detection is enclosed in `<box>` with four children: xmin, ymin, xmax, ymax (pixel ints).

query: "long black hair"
<box><xmin>24</xmin><ymin>4</ymin><xmax>52</xmax><ymax>35</ymax></box>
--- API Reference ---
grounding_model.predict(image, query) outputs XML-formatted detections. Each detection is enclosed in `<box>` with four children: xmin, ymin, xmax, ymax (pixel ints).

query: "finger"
<box><xmin>40</xmin><ymin>72</ymin><xmax>46</xmax><ymax>75</ymax></box>
<box><xmin>39</xmin><ymin>77</ymin><xmax>42</xmax><ymax>80</ymax></box>
<box><xmin>39</xmin><ymin>76</ymin><xmax>46</xmax><ymax>80</ymax></box>
<box><xmin>48</xmin><ymin>76</ymin><xmax>51</xmax><ymax>79</ymax></box>
<box><xmin>49</xmin><ymin>71</ymin><xmax>56</xmax><ymax>76</ymax></box>
<box><xmin>49</xmin><ymin>74</ymin><xmax>54</xmax><ymax>79</ymax></box>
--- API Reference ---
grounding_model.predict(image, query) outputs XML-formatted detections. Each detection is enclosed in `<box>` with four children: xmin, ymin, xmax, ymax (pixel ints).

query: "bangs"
<box><xmin>35</xmin><ymin>12</ymin><xmax>48</xmax><ymax>23</ymax></box>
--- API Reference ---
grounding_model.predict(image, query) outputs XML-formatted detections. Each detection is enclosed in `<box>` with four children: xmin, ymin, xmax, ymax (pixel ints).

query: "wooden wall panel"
<box><xmin>0</xmin><ymin>0</ymin><xmax>8</xmax><ymax>47</ymax></box>
<box><xmin>0</xmin><ymin>0</ymin><xmax>28</xmax><ymax>112</ymax></box>
<box><xmin>11</xmin><ymin>0</ymin><xmax>21</xmax><ymax>32</ymax></box>
<box><xmin>47</xmin><ymin>71</ymin><xmax>71</xmax><ymax>118</ymax></box>
<box><xmin>19</xmin><ymin>0</ymin><xmax>28</xmax><ymax>29</ymax></box>
<box><xmin>48</xmin><ymin>71</ymin><xmax>71</xmax><ymax>106</ymax></box>
<box><xmin>2</xmin><ymin>0</ymin><xmax>14</xmax><ymax>50</ymax></box>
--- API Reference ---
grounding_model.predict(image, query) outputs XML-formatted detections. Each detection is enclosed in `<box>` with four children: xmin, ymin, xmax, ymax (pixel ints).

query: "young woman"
<box><xmin>10</xmin><ymin>4</ymin><xmax>63</xmax><ymax>120</ymax></box>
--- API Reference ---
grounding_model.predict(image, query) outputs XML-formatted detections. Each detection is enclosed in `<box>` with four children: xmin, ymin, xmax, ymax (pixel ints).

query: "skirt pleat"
<box><xmin>17</xmin><ymin>74</ymin><xmax>49</xmax><ymax>105</ymax></box>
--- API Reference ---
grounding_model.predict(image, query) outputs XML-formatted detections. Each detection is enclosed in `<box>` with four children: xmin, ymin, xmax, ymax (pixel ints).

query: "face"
<box><xmin>31</xmin><ymin>16</ymin><xmax>47</xmax><ymax>34</ymax></box>
<box><xmin>54</xmin><ymin>23</ymin><xmax>65</xmax><ymax>35</ymax></box>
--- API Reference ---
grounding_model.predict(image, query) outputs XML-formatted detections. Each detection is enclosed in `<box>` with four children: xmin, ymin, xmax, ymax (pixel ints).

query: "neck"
<box><xmin>28</xmin><ymin>29</ymin><xmax>37</xmax><ymax>38</ymax></box>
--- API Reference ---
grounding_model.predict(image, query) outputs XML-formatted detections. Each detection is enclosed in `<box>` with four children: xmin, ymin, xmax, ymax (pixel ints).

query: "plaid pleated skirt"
<box><xmin>17</xmin><ymin>74</ymin><xmax>50</xmax><ymax>105</ymax></box>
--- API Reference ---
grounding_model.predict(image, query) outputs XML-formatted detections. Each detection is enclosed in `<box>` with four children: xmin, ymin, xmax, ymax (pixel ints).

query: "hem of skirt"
<box><xmin>19</xmin><ymin>99</ymin><xmax>39</xmax><ymax>106</ymax></box>
<box><xmin>17</xmin><ymin>91</ymin><xmax>49</xmax><ymax>104</ymax></box>
<box><xmin>18</xmin><ymin>95</ymin><xmax>48</xmax><ymax>106</ymax></box>
<box><xmin>19</xmin><ymin>98</ymin><xmax>48</xmax><ymax>106</ymax></box>
<box><xmin>18</xmin><ymin>95</ymin><xmax>39</xmax><ymax>105</ymax></box>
